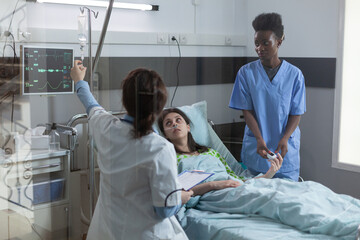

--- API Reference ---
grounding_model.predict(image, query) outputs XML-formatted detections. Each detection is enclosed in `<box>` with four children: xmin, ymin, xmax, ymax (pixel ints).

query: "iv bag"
<box><xmin>78</xmin><ymin>13</ymin><xmax>87</xmax><ymax>43</ymax></box>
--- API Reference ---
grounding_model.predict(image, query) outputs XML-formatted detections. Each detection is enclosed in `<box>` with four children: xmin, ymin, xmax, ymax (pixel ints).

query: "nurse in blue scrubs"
<box><xmin>229</xmin><ymin>13</ymin><xmax>306</xmax><ymax>181</ymax></box>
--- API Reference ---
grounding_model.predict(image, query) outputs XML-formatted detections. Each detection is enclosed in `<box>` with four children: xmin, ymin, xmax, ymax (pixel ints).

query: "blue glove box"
<box><xmin>32</xmin><ymin>178</ymin><xmax>65</xmax><ymax>205</ymax></box>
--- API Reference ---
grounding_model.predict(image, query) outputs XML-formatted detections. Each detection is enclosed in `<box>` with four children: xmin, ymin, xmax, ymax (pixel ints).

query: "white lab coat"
<box><xmin>86</xmin><ymin>107</ymin><xmax>188</xmax><ymax>240</ymax></box>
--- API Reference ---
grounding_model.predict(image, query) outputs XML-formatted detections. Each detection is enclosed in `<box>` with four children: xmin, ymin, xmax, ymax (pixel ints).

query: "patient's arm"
<box><xmin>191</xmin><ymin>180</ymin><xmax>241</xmax><ymax>196</ymax></box>
<box><xmin>254</xmin><ymin>153</ymin><xmax>283</xmax><ymax>179</ymax></box>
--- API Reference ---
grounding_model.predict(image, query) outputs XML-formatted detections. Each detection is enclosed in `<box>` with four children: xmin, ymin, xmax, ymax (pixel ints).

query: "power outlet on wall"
<box><xmin>225</xmin><ymin>36</ymin><xmax>232</xmax><ymax>45</ymax></box>
<box><xmin>179</xmin><ymin>34</ymin><xmax>187</xmax><ymax>44</ymax></box>
<box><xmin>169</xmin><ymin>34</ymin><xmax>179</xmax><ymax>45</ymax></box>
<box><xmin>157</xmin><ymin>33</ymin><xmax>167</xmax><ymax>44</ymax></box>
<box><xmin>18</xmin><ymin>29</ymin><xmax>31</xmax><ymax>41</ymax></box>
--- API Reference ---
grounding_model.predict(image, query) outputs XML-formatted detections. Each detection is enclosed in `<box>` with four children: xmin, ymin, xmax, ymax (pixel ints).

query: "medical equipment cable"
<box><xmin>164</xmin><ymin>188</ymin><xmax>184</xmax><ymax>207</ymax></box>
<box><xmin>170</xmin><ymin>36</ymin><xmax>181</xmax><ymax>107</ymax></box>
<box><xmin>2</xmin><ymin>0</ymin><xmax>19</xmax><ymax>62</ymax></box>
<box><xmin>0</xmin><ymin>0</ymin><xmax>19</xmax><ymax>145</ymax></box>
<box><xmin>7</xmin><ymin>0</ymin><xmax>21</xmax><ymax>33</ymax></box>
<box><xmin>1</xmin><ymin>32</ymin><xmax>18</xmax><ymax>81</ymax></box>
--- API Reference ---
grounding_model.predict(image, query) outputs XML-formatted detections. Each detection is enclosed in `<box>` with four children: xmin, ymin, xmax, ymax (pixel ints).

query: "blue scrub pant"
<box><xmin>248</xmin><ymin>168</ymin><xmax>300</xmax><ymax>182</ymax></box>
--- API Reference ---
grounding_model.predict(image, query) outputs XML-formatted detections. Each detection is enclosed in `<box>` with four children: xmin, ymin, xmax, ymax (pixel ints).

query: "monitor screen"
<box><xmin>21</xmin><ymin>46</ymin><xmax>74</xmax><ymax>95</ymax></box>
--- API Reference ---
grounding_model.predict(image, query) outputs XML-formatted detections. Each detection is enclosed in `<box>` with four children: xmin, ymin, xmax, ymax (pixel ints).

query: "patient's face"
<box><xmin>162</xmin><ymin>112</ymin><xmax>190</xmax><ymax>142</ymax></box>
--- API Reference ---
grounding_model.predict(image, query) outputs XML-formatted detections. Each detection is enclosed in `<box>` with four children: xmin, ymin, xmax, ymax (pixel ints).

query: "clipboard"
<box><xmin>178</xmin><ymin>170</ymin><xmax>214</xmax><ymax>191</ymax></box>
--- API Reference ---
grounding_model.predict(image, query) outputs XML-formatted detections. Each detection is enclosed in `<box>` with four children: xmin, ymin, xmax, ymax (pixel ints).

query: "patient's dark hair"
<box><xmin>158</xmin><ymin>108</ymin><xmax>208</xmax><ymax>154</ymax></box>
<box><xmin>252</xmin><ymin>12</ymin><xmax>284</xmax><ymax>40</ymax></box>
<box><xmin>122</xmin><ymin>68</ymin><xmax>167</xmax><ymax>138</ymax></box>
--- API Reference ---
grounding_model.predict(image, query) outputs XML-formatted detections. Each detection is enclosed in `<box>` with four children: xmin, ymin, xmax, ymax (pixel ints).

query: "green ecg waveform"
<box><xmin>38</xmin><ymin>81</ymin><xmax>67</xmax><ymax>90</ymax></box>
<box><xmin>38</xmin><ymin>69</ymin><xmax>64</xmax><ymax>73</ymax></box>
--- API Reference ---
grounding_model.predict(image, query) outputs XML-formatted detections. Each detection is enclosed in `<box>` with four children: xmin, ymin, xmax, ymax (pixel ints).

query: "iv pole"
<box><xmin>81</xmin><ymin>0</ymin><xmax>115</xmax><ymax>220</ymax></box>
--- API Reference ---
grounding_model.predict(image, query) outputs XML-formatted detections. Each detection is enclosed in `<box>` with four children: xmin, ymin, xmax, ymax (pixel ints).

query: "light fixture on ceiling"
<box><xmin>28</xmin><ymin>0</ymin><xmax>159</xmax><ymax>11</ymax></box>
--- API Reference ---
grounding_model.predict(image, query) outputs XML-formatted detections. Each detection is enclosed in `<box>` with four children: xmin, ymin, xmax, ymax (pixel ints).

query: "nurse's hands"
<box><xmin>181</xmin><ymin>190</ymin><xmax>194</xmax><ymax>204</ymax></box>
<box><xmin>70</xmin><ymin>60</ymin><xmax>87</xmax><ymax>84</ymax></box>
<box><xmin>275</xmin><ymin>137</ymin><xmax>288</xmax><ymax>158</ymax></box>
<box><xmin>264</xmin><ymin>153</ymin><xmax>283</xmax><ymax>178</ymax></box>
<box><xmin>257</xmin><ymin>138</ymin><xmax>270</xmax><ymax>159</ymax></box>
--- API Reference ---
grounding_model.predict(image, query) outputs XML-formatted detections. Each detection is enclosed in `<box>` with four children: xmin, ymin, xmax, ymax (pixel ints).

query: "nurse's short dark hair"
<box><xmin>252</xmin><ymin>12</ymin><xmax>284</xmax><ymax>40</ymax></box>
<box><xmin>122</xmin><ymin>68</ymin><xmax>167</xmax><ymax>138</ymax></box>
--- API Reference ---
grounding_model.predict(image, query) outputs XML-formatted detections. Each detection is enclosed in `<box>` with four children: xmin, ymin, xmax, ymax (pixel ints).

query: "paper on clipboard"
<box><xmin>178</xmin><ymin>170</ymin><xmax>214</xmax><ymax>191</ymax></box>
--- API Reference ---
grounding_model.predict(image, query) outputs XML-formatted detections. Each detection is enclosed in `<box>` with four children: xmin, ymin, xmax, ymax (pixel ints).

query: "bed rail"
<box><xmin>66</xmin><ymin>110</ymin><xmax>125</xmax><ymax>219</ymax></box>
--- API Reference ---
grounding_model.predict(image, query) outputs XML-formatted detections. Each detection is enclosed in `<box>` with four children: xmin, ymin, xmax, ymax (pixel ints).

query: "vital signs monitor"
<box><xmin>21</xmin><ymin>46</ymin><xmax>74</xmax><ymax>95</ymax></box>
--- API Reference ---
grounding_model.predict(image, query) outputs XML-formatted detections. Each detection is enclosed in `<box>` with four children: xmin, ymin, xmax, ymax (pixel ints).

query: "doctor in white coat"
<box><xmin>71</xmin><ymin>60</ymin><xmax>192</xmax><ymax>240</ymax></box>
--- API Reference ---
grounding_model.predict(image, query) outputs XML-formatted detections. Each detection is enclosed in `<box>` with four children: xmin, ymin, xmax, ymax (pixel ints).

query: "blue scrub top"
<box><xmin>229</xmin><ymin>59</ymin><xmax>306</xmax><ymax>173</ymax></box>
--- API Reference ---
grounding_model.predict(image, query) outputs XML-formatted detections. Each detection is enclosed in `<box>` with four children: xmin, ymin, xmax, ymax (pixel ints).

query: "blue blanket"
<box><xmin>178</xmin><ymin>154</ymin><xmax>360</xmax><ymax>239</ymax></box>
<box><xmin>179</xmin><ymin>209</ymin><xmax>344</xmax><ymax>240</ymax></box>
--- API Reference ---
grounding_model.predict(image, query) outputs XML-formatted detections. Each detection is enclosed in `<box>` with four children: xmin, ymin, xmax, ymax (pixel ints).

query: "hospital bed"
<box><xmin>68</xmin><ymin>101</ymin><xmax>360</xmax><ymax>240</ymax></box>
<box><xmin>170</xmin><ymin>101</ymin><xmax>360</xmax><ymax>240</ymax></box>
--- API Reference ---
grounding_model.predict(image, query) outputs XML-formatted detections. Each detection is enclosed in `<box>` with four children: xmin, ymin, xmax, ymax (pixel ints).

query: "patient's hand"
<box><xmin>264</xmin><ymin>153</ymin><xmax>283</xmax><ymax>178</ymax></box>
<box><xmin>212</xmin><ymin>180</ymin><xmax>242</xmax><ymax>190</ymax></box>
<box><xmin>181</xmin><ymin>190</ymin><xmax>194</xmax><ymax>204</ymax></box>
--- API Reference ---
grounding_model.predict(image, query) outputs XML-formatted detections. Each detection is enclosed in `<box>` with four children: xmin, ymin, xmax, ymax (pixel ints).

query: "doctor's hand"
<box><xmin>70</xmin><ymin>60</ymin><xmax>87</xmax><ymax>84</ymax></box>
<box><xmin>181</xmin><ymin>190</ymin><xmax>194</xmax><ymax>204</ymax></box>
<box><xmin>275</xmin><ymin>137</ymin><xmax>288</xmax><ymax>158</ymax></box>
<box><xmin>264</xmin><ymin>153</ymin><xmax>283</xmax><ymax>178</ymax></box>
<box><xmin>257</xmin><ymin>138</ymin><xmax>270</xmax><ymax>159</ymax></box>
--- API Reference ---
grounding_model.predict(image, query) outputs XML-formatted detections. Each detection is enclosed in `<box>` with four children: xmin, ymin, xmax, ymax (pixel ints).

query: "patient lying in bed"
<box><xmin>158</xmin><ymin>108</ymin><xmax>360</xmax><ymax>239</ymax></box>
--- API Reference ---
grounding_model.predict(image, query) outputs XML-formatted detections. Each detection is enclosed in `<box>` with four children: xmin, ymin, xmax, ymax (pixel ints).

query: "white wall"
<box><xmin>245</xmin><ymin>0</ymin><xmax>339</xmax><ymax>58</ymax></box>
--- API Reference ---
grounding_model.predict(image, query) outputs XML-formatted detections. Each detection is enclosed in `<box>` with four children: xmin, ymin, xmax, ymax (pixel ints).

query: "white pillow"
<box><xmin>177</xmin><ymin>101</ymin><xmax>210</xmax><ymax>147</ymax></box>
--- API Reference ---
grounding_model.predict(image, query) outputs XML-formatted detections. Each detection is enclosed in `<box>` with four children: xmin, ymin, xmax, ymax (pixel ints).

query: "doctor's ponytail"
<box><xmin>122</xmin><ymin>68</ymin><xmax>168</xmax><ymax>138</ymax></box>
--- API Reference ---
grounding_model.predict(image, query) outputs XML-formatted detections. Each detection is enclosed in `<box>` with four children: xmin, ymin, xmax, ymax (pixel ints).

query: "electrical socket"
<box><xmin>157</xmin><ymin>33</ymin><xmax>167</xmax><ymax>44</ymax></box>
<box><xmin>225</xmin><ymin>36</ymin><xmax>232</xmax><ymax>45</ymax></box>
<box><xmin>169</xmin><ymin>34</ymin><xmax>179</xmax><ymax>45</ymax></box>
<box><xmin>18</xmin><ymin>29</ymin><xmax>31</xmax><ymax>41</ymax></box>
<box><xmin>179</xmin><ymin>34</ymin><xmax>187</xmax><ymax>44</ymax></box>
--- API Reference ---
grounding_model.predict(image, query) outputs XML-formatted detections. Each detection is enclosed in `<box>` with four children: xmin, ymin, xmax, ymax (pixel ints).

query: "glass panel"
<box><xmin>0</xmin><ymin>0</ymin><xmax>247</xmax><ymax>238</ymax></box>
